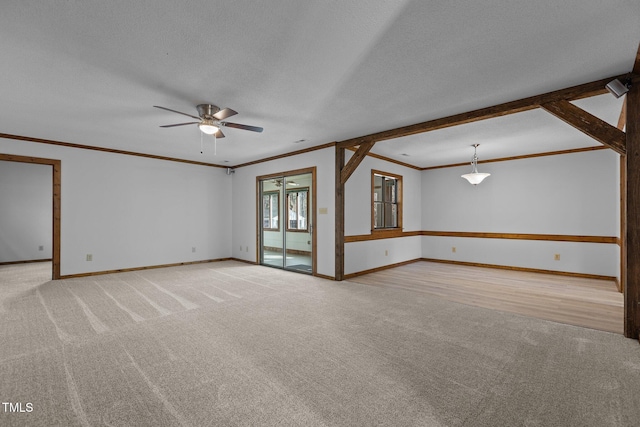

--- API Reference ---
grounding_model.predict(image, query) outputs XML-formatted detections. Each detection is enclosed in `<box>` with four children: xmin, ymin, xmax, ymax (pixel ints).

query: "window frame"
<box><xmin>371</xmin><ymin>170</ymin><xmax>403</xmax><ymax>231</ymax></box>
<box><xmin>262</xmin><ymin>191</ymin><xmax>280</xmax><ymax>231</ymax></box>
<box><xmin>286</xmin><ymin>187</ymin><xmax>309</xmax><ymax>232</ymax></box>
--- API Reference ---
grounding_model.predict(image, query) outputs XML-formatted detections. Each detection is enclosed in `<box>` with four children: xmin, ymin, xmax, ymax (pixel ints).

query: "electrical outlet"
<box><xmin>554</xmin><ymin>254</ymin><xmax>560</xmax><ymax>261</ymax></box>
<box><xmin>86</xmin><ymin>254</ymin><xmax>92</xmax><ymax>261</ymax></box>
<box><xmin>452</xmin><ymin>247</ymin><xmax>456</xmax><ymax>253</ymax></box>
<box><xmin>385</xmin><ymin>250</ymin><xmax>388</xmax><ymax>256</ymax></box>
<box><xmin>38</xmin><ymin>245</ymin><xmax>44</xmax><ymax>251</ymax></box>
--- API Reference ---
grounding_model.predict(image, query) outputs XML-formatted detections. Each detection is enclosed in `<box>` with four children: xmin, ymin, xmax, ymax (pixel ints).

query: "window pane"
<box><xmin>384</xmin><ymin>178</ymin><xmax>396</xmax><ymax>203</ymax></box>
<box><xmin>288</xmin><ymin>193</ymin><xmax>297</xmax><ymax>229</ymax></box>
<box><xmin>263</xmin><ymin>195</ymin><xmax>270</xmax><ymax>228</ymax></box>
<box><xmin>373</xmin><ymin>175</ymin><xmax>383</xmax><ymax>202</ymax></box>
<box><xmin>374</xmin><ymin>202</ymin><xmax>383</xmax><ymax>228</ymax></box>
<box><xmin>383</xmin><ymin>203</ymin><xmax>396</xmax><ymax>228</ymax></box>
<box><xmin>270</xmin><ymin>194</ymin><xmax>278</xmax><ymax>228</ymax></box>
<box><xmin>384</xmin><ymin>203</ymin><xmax>396</xmax><ymax>228</ymax></box>
<box><xmin>373</xmin><ymin>172</ymin><xmax>400</xmax><ymax>229</ymax></box>
<box><xmin>298</xmin><ymin>192</ymin><xmax>307</xmax><ymax>229</ymax></box>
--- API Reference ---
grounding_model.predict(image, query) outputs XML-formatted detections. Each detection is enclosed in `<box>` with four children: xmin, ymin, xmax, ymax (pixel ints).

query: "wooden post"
<box><xmin>52</xmin><ymin>160</ymin><xmax>61</xmax><ymax>280</ymax></box>
<box><xmin>335</xmin><ymin>145</ymin><xmax>345</xmax><ymax>281</ymax></box>
<box><xmin>625</xmin><ymin>81</ymin><xmax>640</xmax><ymax>339</ymax></box>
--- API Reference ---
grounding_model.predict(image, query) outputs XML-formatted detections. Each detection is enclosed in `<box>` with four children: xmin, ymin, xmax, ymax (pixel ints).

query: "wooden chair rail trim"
<box><xmin>421</xmin><ymin>231</ymin><xmax>617</xmax><ymax>244</ymax></box>
<box><xmin>346</xmin><ymin>230</ymin><xmax>617</xmax><ymax>244</ymax></box>
<box><xmin>346</xmin><ymin>230</ymin><xmax>422</xmax><ymax>242</ymax></box>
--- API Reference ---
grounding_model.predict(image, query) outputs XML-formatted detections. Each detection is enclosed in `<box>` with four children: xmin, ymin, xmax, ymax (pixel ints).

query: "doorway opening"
<box><xmin>0</xmin><ymin>154</ymin><xmax>61</xmax><ymax>279</ymax></box>
<box><xmin>258</xmin><ymin>167</ymin><xmax>316</xmax><ymax>275</ymax></box>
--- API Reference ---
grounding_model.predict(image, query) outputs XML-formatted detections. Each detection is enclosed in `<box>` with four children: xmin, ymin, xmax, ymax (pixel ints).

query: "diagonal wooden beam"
<box><xmin>340</xmin><ymin>140</ymin><xmax>375</xmax><ymax>184</ymax></box>
<box><xmin>541</xmin><ymin>99</ymin><xmax>626</xmax><ymax>155</ymax></box>
<box><xmin>337</xmin><ymin>74</ymin><xmax>632</xmax><ymax>149</ymax></box>
<box><xmin>618</xmin><ymin>97</ymin><xmax>627</xmax><ymax>131</ymax></box>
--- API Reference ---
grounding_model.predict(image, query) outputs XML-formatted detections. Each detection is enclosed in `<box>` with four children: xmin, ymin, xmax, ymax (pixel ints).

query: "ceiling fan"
<box><xmin>271</xmin><ymin>179</ymin><xmax>299</xmax><ymax>188</ymax></box>
<box><xmin>153</xmin><ymin>104</ymin><xmax>263</xmax><ymax>138</ymax></box>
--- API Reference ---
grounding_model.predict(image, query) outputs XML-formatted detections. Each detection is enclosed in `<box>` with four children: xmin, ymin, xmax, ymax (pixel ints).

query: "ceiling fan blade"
<box><xmin>154</xmin><ymin>105</ymin><xmax>201</xmax><ymax>120</ymax></box>
<box><xmin>223</xmin><ymin>122</ymin><xmax>264</xmax><ymax>133</ymax></box>
<box><xmin>213</xmin><ymin>108</ymin><xmax>238</xmax><ymax>120</ymax></box>
<box><xmin>160</xmin><ymin>122</ymin><xmax>199</xmax><ymax>128</ymax></box>
<box><xmin>215</xmin><ymin>129</ymin><xmax>225</xmax><ymax>138</ymax></box>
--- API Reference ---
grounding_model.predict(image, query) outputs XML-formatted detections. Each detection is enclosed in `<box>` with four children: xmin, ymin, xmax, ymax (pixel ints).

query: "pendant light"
<box><xmin>461</xmin><ymin>144</ymin><xmax>490</xmax><ymax>185</ymax></box>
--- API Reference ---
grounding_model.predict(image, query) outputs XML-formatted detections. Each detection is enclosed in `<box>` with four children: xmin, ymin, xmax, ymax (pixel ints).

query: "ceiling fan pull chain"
<box><xmin>214</xmin><ymin>134</ymin><xmax>217</xmax><ymax>155</ymax></box>
<box><xmin>200</xmin><ymin>131</ymin><xmax>204</xmax><ymax>154</ymax></box>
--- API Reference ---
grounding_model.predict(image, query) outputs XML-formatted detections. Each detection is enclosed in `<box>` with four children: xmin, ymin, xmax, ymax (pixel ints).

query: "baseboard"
<box><xmin>0</xmin><ymin>258</ymin><xmax>52</xmax><ymax>266</ymax></box>
<box><xmin>230</xmin><ymin>257</ymin><xmax>335</xmax><ymax>280</ymax></box>
<box><xmin>343</xmin><ymin>258</ymin><xmax>422</xmax><ymax>280</ymax></box>
<box><xmin>421</xmin><ymin>258</ymin><xmax>617</xmax><ymax>282</ymax></box>
<box><xmin>59</xmin><ymin>258</ymin><xmax>235</xmax><ymax>279</ymax></box>
<box><xmin>262</xmin><ymin>247</ymin><xmax>312</xmax><ymax>256</ymax></box>
<box><xmin>229</xmin><ymin>257</ymin><xmax>258</xmax><ymax>265</ymax></box>
<box><xmin>313</xmin><ymin>273</ymin><xmax>336</xmax><ymax>281</ymax></box>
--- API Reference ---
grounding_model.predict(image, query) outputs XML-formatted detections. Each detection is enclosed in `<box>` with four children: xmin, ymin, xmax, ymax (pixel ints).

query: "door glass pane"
<box><xmin>284</xmin><ymin>174</ymin><xmax>312</xmax><ymax>273</ymax></box>
<box><xmin>261</xmin><ymin>182</ymin><xmax>283</xmax><ymax>269</ymax></box>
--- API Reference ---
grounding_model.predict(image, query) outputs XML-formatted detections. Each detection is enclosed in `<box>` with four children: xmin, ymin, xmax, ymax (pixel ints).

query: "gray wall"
<box><xmin>1</xmin><ymin>138</ymin><xmax>233</xmax><ymax>276</ymax></box>
<box><xmin>421</xmin><ymin>149</ymin><xmax>619</xmax><ymax>277</ymax></box>
<box><xmin>0</xmin><ymin>160</ymin><xmax>52</xmax><ymax>263</ymax></box>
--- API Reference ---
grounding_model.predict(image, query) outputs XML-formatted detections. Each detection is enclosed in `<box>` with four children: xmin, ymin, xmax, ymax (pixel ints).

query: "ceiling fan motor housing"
<box><xmin>196</xmin><ymin>104</ymin><xmax>220</xmax><ymax>119</ymax></box>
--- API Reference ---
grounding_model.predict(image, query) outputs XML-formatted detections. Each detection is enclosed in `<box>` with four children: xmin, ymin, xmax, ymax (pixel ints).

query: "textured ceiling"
<box><xmin>0</xmin><ymin>1</ymin><xmax>639</xmax><ymax>167</ymax></box>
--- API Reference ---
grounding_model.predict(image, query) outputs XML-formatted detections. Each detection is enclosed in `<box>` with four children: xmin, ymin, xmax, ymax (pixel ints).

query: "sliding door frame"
<box><xmin>256</xmin><ymin>166</ymin><xmax>317</xmax><ymax>275</ymax></box>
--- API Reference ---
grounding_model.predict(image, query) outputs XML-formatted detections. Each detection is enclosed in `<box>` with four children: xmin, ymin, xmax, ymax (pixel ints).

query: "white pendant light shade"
<box><xmin>198</xmin><ymin>120</ymin><xmax>219</xmax><ymax>135</ymax></box>
<box><xmin>461</xmin><ymin>144</ymin><xmax>490</xmax><ymax>185</ymax></box>
<box><xmin>461</xmin><ymin>171</ymin><xmax>490</xmax><ymax>185</ymax></box>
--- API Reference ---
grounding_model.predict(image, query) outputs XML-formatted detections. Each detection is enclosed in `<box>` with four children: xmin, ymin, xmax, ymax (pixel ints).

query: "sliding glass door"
<box><xmin>259</xmin><ymin>170</ymin><xmax>314</xmax><ymax>274</ymax></box>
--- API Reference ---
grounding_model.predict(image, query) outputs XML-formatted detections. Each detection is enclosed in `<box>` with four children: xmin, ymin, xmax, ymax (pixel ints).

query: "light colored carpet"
<box><xmin>1</xmin><ymin>261</ymin><xmax>639</xmax><ymax>426</ymax></box>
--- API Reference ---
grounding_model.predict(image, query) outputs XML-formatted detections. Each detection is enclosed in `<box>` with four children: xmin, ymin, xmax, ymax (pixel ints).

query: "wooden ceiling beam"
<box><xmin>337</xmin><ymin>74</ymin><xmax>632</xmax><ymax>149</ymax></box>
<box><xmin>541</xmin><ymin>99</ymin><xmax>627</xmax><ymax>155</ymax></box>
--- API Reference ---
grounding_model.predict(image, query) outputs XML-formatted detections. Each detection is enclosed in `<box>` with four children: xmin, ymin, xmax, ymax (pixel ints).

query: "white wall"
<box><xmin>231</xmin><ymin>147</ymin><xmax>335</xmax><ymax>277</ymax></box>
<box><xmin>1</xmin><ymin>138</ymin><xmax>232</xmax><ymax>276</ymax></box>
<box><xmin>0</xmin><ymin>160</ymin><xmax>52</xmax><ymax>262</ymax></box>
<box><xmin>1</xmin><ymin>136</ymin><xmax>620</xmax><ymax>280</ymax></box>
<box><xmin>421</xmin><ymin>149</ymin><xmax>620</xmax><ymax>277</ymax></box>
<box><xmin>344</xmin><ymin>154</ymin><xmax>422</xmax><ymax>275</ymax></box>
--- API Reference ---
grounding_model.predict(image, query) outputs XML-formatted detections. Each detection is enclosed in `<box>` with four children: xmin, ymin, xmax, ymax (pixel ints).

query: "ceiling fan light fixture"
<box><xmin>198</xmin><ymin>121</ymin><xmax>219</xmax><ymax>135</ymax></box>
<box><xmin>461</xmin><ymin>144</ymin><xmax>490</xmax><ymax>186</ymax></box>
